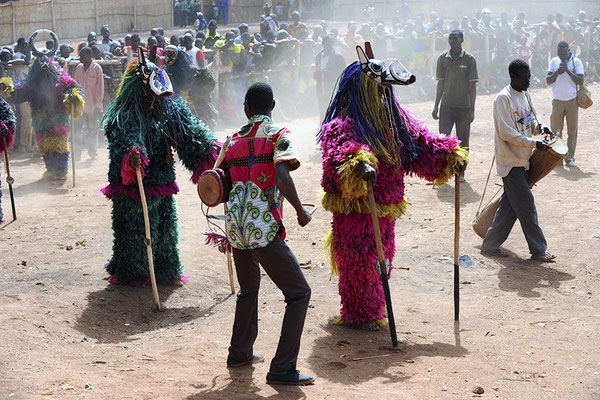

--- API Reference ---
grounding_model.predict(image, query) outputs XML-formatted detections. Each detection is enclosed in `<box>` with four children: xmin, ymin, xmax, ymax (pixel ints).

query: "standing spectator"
<box><xmin>174</xmin><ymin>1</ymin><xmax>182</xmax><ymax>27</ymax></box>
<box><xmin>274</xmin><ymin>2</ymin><xmax>284</xmax><ymax>20</ymax></box>
<box><xmin>190</xmin><ymin>0</ymin><xmax>201</xmax><ymax>18</ymax></box>
<box><xmin>314</xmin><ymin>35</ymin><xmax>346</xmax><ymax>119</ymax></box>
<box><xmin>179</xmin><ymin>0</ymin><xmax>190</xmax><ymax>27</ymax></box>
<box><xmin>182</xmin><ymin>33</ymin><xmax>205</xmax><ymax>68</ymax></box>
<box><xmin>288</xmin><ymin>11</ymin><xmax>307</xmax><ymax>39</ymax></box>
<box><xmin>432</xmin><ymin>30</ymin><xmax>478</xmax><ymax>182</ymax></box>
<box><xmin>516</xmin><ymin>36</ymin><xmax>533</xmax><ymax>65</ymax></box>
<box><xmin>219</xmin><ymin>0</ymin><xmax>229</xmax><ymax>25</ymax></box>
<box><xmin>261</xmin><ymin>4</ymin><xmax>279</xmax><ymax>36</ymax></box>
<box><xmin>546</xmin><ymin>41</ymin><xmax>584</xmax><ymax>167</ymax></box>
<box><xmin>99</xmin><ymin>25</ymin><xmax>117</xmax><ymax>54</ymax></box>
<box><xmin>170</xmin><ymin>34</ymin><xmax>180</xmax><ymax>47</ymax></box>
<box><xmin>204</xmin><ymin>20</ymin><xmax>224</xmax><ymax>49</ymax></box>
<box><xmin>74</xmin><ymin>47</ymin><xmax>104</xmax><ymax>160</ymax></box>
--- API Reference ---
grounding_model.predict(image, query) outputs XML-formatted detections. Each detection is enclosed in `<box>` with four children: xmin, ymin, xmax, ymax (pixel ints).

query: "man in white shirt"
<box><xmin>546</xmin><ymin>41</ymin><xmax>584</xmax><ymax>167</ymax></box>
<box><xmin>481</xmin><ymin>59</ymin><xmax>556</xmax><ymax>262</ymax></box>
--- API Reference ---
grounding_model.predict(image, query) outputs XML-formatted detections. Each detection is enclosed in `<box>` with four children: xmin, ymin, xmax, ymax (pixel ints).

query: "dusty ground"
<box><xmin>1</xmin><ymin>84</ymin><xmax>599</xmax><ymax>400</ymax></box>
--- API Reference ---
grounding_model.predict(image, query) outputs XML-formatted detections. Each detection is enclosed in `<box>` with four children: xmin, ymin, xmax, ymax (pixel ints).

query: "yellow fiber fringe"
<box><xmin>433</xmin><ymin>146</ymin><xmax>469</xmax><ymax>187</ymax></box>
<box><xmin>357</xmin><ymin>77</ymin><xmax>400</xmax><ymax>165</ymax></box>
<box><xmin>337</xmin><ymin>149</ymin><xmax>378</xmax><ymax>199</ymax></box>
<box><xmin>1</xmin><ymin>77</ymin><xmax>14</xmax><ymax>99</ymax></box>
<box><xmin>38</xmin><ymin>136</ymin><xmax>69</xmax><ymax>155</ymax></box>
<box><xmin>63</xmin><ymin>87</ymin><xmax>85</xmax><ymax>119</ymax></box>
<box><xmin>322</xmin><ymin>193</ymin><xmax>410</xmax><ymax>220</ymax></box>
<box><xmin>324</xmin><ymin>230</ymin><xmax>339</xmax><ymax>277</ymax></box>
<box><xmin>42</xmin><ymin>170</ymin><xmax>68</xmax><ymax>181</ymax></box>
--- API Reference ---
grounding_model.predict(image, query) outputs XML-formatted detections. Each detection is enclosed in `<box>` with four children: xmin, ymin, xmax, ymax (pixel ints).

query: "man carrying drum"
<box><xmin>481</xmin><ymin>59</ymin><xmax>557</xmax><ymax>262</ymax></box>
<box><xmin>219</xmin><ymin>82</ymin><xmax>315</xmax><ymax>386</ymax></box>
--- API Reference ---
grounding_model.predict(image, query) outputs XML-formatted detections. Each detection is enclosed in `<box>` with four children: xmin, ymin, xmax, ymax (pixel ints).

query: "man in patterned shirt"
<box><xmin>220</xmin><ymin>82</ymin><xmax>314</xmax><ymax>386</ymax></box>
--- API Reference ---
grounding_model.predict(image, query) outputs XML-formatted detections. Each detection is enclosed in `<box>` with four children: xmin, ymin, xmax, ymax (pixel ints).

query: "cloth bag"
<box><xmin>577</xmin><ymin>83</ymin><xmax>593</xmax><ymax>109</ymax></box>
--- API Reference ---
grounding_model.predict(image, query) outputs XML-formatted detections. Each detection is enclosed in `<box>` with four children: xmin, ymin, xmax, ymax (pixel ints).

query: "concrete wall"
<box><xmin>333</xmin><ymin>0</ymin><xmax>600</xmax><ymax>23</ymax></box>
<box><xmin>0</xmin><ymin>0</ymin><xmax>172</xmax><ymax>46</ymax></box>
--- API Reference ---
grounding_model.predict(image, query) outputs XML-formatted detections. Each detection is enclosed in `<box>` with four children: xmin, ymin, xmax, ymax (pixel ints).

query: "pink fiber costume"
<box><xmin>319</xmin><ymin>44</ymin><xmax>468</xmax><ymax>327</ymax></box>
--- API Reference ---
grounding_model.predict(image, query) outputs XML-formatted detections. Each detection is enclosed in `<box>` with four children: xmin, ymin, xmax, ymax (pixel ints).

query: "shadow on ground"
<box><xmin>74</xmin><ymin>283</ymin><xmax>232</xmax><ymax>344</ymax></box>
<box><xmin>482</xmin><ymin>252</ymin><xmax>576</xmax><ymax>297</ymax></box>
<box><xmin>187</xmin><ymin>367</ymin><xmax>309</xmax><ymax>400</ymax></box>
<box><xmin>436</xmin><ymin>180</ymin><xmax>481</xmax><ymax>204</ymax></box>
<box><xmin>306</xmin><ymin>321</ymin><xmax>468</xmax><ymax>385</ymax></box>
<box><xmin>554</xmin><ymin>164</ymin><xmax>597</xmax><ymax>181</ymax></box>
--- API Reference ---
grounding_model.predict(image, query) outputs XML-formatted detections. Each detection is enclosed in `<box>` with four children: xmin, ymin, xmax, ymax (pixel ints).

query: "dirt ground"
<box><xmin>1</xmin><ymin>84</ymin><xmax>599</xmax><ymax>400</ymax></box>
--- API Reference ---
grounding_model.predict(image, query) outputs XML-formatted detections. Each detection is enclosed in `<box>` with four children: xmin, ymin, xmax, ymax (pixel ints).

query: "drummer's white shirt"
<box><xmin>493</xmin><ymin>85</ymin><xmax>539</xmax><ymax>177</ymax></box>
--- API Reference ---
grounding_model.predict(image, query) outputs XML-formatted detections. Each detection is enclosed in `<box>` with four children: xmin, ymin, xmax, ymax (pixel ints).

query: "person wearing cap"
<box><xmin>234</xmin><ymin>23</ymin><xmax>249</xmax><ymax>44</ymax></box>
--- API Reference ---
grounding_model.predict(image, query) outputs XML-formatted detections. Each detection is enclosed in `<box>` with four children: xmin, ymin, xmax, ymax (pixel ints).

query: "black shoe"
<box><xmin>226</xmin><ymin>354</ymin><xmax>264</xmax><ymax>368</ymax></box>
<box><xmin>266</xmin><ymin>369</ymin><xmax>315</xmax><ymax>386</ymax></box>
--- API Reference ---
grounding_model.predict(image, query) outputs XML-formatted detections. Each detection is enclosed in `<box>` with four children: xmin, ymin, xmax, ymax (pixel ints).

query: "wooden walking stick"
<box><xmin>367</xmin><ymin>182</ymin><xmax>399</xmax><ymax>347</ymax></box>
<box><xmin>2</xmin><ymin>137</ymin><xmax>16</xmax><ymax>221</ymax></box>
<box><xmin>70</xmin><ymin>103</ymin><xmax>76</xmax><ymax>187</ymax></box>
<box><xmin>135</xmin><ymin>157</ymin><xmax>161</xmax><ymax>310</ymax></box>
<box><xmin>454</xmin><ymin>175</ymin><xmax>460</xmax><ymax>321</ymax></box>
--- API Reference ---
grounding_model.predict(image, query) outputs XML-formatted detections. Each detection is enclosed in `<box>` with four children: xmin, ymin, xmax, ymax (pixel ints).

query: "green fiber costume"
<box><xmin>101</xmin><ymin>59</ymin><xmax>218</xmax><ymax>284</ymax></box>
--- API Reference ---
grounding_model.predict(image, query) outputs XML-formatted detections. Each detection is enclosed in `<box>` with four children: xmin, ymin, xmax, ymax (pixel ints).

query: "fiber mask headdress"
<box><xmin>357</xmin><ymin>42</ymin><xmax>415</xmax><ymax>86</ymax></box>
<box><xmin>29</xmin><ymin>29</ymin><xmax>59</xmax><ymax>69</ymax></box>
<box><xmin>319</xmin><ymin>42</ymin><xmax>419</xmax><ymax>166</ymax></box>
<box><xmin>135</xmin><ymin>48</ymin><xmax>173</xmax><ymax>97</ymax></box>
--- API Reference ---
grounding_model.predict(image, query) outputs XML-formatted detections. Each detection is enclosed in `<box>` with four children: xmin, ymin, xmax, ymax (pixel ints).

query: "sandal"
<box><xmin>531</xmin><ymin>251</ymin><xmax>556</xmax><ymax>262</ymax></box>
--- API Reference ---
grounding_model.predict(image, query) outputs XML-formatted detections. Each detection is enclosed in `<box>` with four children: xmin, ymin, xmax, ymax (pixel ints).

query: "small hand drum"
<box><xmin>197</xmin><ymin>168</ymin><xmax>231</xmax><ymax>207</ymax></box>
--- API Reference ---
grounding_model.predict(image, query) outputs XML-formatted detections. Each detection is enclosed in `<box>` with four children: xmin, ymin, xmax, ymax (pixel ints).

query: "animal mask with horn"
<box><xmin>29</xmin><ymin>29</ymin><xmax>59</xmax><ymax>69</ymax></box>
<box><xmin>135</xmin><ymin>48</ymin><xmax>173</xmax><ymax>97</ymax></box>
<box><xmin>318</xmin><ymin>42</ymin><xmax>419</xmax><ymax>166</ymax></box>
<box><xmin>357</xmin><ymin>42</ymin><xmax>416</xmax><ymax>86</ymax></box>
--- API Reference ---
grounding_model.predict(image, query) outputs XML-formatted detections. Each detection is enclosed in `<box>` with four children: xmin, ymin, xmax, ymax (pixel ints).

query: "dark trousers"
<box><xmin>439</xmin><ymin>105</ymin><xmax>471</xmax><ymax>172</ymax></box>
<box><xmin>482</xmin><ymin>167</ymin><xmax>547</xmax><ymax>256</ymax></box>
<box><xmin>229</xmin><ymin>236</ymin><xmax>311</xmax><ymax>374</ymax></box>
<box><xmin>74</xmin><ymin>110</ymin><xmax>101</xmax><ymax>158</ymax></box>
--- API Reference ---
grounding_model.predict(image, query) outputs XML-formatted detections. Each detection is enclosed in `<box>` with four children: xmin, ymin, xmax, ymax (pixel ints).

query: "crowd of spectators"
<box><xmin>1</xmin><ymin>4</ymin><xmax>599</xmax><ymax>135</ymax></box>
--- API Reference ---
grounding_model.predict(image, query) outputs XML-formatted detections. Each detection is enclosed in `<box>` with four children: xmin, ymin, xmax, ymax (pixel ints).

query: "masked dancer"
<box><xmin>0</xmin><ymin>95</ymin><xmax>16</xmax><ymax>223</ymax></box>
<box><xmin>101</xmin><ymin>50</ymin><xmax>218</xmax><ymax>285</ymax></box>
<box><xmin>3</xmin><ymin>30</ymin><xmax>84</xmax><ymax>181</ymax></box>
<box><xmin>319</xmin><ymin>44</ymin><xmax>468</xmax><ymax>329</ymax></box>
